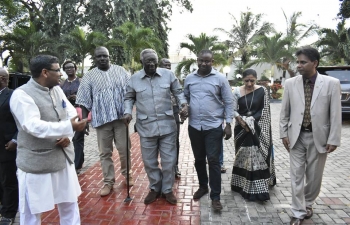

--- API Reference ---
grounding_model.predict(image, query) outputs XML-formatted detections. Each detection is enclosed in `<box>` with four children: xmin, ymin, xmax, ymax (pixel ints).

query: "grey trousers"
<box><xmin>140</xmin><ymin>132</ymin><xmax>177</xmax><ymax>194</ymax></box>
<box><xmin>289</xmin><ymin>131</ymin><xmax>327</xmax><ymax>219</ymax></box>
<box><xmin>96</xmin><ymin>119</ymin><xmax>132</xmax><ymax>186</ymax></box>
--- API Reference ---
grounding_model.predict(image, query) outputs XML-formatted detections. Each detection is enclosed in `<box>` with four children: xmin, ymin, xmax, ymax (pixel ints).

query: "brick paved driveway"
<box><xmin>13</xmin><ymin>102</ymin><xmax>350</xmax><ymax>224</ymax></box>
<box><xmin>200</xmin><ymin>102</ymin><xmax>350</xmax><ymax>225</ymax></box>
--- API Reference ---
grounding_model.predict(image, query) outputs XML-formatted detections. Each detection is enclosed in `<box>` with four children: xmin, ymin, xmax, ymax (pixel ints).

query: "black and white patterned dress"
<box><xmin>231</xmin><ymin>86</ymin><xmax>276</xmax><ymax>201</ymax></box>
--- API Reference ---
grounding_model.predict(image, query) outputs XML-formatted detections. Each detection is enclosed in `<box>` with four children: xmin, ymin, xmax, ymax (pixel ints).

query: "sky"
<box><xmin>167</xmin><ymin>0</ymin><xmax>343</xmax><ymax>55</ymax></box>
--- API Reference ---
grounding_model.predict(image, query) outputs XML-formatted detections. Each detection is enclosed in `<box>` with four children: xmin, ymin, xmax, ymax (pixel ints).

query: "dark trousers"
<box><xmin>175</xmin><ymin>121</ymin><xmax>180</xmax><ymax>166</ymax></box>
<box><xmin>73</xmin><ymin>130</ymin><xmax>85</xmax><ymax>170</ymax></box>
<box><xmin>0</xmin><ymin>160</ymin><xmax>18</xmax><ymax>218</ymax></box>
<box><xmin>188</xmin><ymin>125</ymin><xmax>223</xmax><ymax>200</ymax></box>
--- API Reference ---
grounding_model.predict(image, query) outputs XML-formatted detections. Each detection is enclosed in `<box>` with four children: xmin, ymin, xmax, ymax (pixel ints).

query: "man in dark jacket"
<box><xmin>0</xmin><ymin>68</ymin><xmax>18</xmax><ymax>224</ymax></box>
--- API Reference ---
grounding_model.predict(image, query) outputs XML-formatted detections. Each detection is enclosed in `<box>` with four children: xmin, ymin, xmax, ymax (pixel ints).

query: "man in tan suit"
<box><xmin>280</xmin><ymin>46</ymin><xmax>341</xmax><ymax>225</ymax></box>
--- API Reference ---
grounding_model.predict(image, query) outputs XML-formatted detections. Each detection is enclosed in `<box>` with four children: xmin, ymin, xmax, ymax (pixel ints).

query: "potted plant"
<box><xmin>270</xmin><ymin>83</ymin><xmax>283</xmax><ymax>99</ymax></box>
<box><xmin>257</xmin><ymin>70</ymin><xmax>271</xmax><ymax>88</ymax></box>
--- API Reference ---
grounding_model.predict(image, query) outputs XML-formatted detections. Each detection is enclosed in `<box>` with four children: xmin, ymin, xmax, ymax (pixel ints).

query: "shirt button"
<box><xmin>301</xmin><ymin>113</ymin><xmax>303</xmax><ymax>115</ymax></box>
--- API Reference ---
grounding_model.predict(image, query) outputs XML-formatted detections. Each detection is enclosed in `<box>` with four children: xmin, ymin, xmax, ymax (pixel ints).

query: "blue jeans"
<box><xmin>188</xmin><ymin>125</ymin><xmax>223</xmax><ymax>200</ymax></box>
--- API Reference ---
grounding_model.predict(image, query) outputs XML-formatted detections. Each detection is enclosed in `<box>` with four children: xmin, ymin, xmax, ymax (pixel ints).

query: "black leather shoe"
<box><xmin>290</xmin><ymin>217</ymin><xmax>303</xmax><ymax>225</ymax></box>
<box><xmin>193</xmin><ymin>187</ymin><xmax>209</xmax><ymax>200</ymax></box>
<box><xmin>144</xmin><ymin>190</ymin><xmax>160</xmax><ymax>204</ymax></box>
<box><xmin>163</xmin><ymin>191</ymin><xmax>177</xmax><ymax>205</ymax></box>
<box><xmin>211</xmin><ymin>199</ymin><xmax>223</xmax><ymax>210</ymax></box>
<box><xmin>305</xmin><ymin>207</ymin><xmax>313</xmax><ymax>219</ymax></box>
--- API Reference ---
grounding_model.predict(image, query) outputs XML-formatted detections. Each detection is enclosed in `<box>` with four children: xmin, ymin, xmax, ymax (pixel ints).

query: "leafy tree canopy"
<box><xmin>0</xmin><ymin>0</ymin><xmax>193</xmax><ymax>71</ymax></box>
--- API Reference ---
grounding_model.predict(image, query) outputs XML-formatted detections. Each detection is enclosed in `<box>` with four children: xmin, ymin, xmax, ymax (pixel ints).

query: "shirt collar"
<box><xmin>140</xmin><ymin>68</ymin><xmax>162</xmax><ymax>79</ymax></box>
<box><xmin>194</xmin><ymin>68</ymin><xmax>216</xmax><ymax>77</ymax></box>
<box><xmin>303</xmin><ymin>72</ymin><xmax>317</xmax><ymax>84</ymax></box>
<box><xmin>0</xmin><ymin>87</ymin><xmax>7</xmax><ymax>95</ymax></box>
<box><xmin>66</xmin><ymin>76</ymin><xmax>77</xmax><ymax>83</ymax></box>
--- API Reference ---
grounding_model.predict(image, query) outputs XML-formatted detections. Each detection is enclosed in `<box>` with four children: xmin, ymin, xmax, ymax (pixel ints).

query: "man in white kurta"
<box><xmin>10</xmin><ymin>55</ymin><xmax>87</xmax><ymax>225</ymax></box>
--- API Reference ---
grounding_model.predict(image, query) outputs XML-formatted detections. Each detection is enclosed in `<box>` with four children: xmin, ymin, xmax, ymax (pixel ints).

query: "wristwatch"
<box><xmin>226</xmin><ymin>122</ymin><xmax>231</xmax><ymax>126</ymax></box>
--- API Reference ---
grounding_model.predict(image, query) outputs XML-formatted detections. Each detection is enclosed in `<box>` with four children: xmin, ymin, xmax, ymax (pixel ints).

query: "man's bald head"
<box><xmin>0</xmin><ymin>68</ymin><xmax>9</xmax><ymax>89</ymax></box>
<box><xmin>159</xmin><ymin>58</ymin><xmax>171</xmax><ymax>70</ymax></box>
<box><xmin>0</xmin><ymin>68</ymin><xmax>9</xmax><ymax>77</ymax></box>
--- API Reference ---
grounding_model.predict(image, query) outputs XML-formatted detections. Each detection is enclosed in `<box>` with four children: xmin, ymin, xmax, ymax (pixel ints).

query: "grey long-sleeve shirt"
<box><xmin>184</xmin><ymin>68</ymin><xmax>233</xmax><ymax>131</ymax></box>
<box><xmin>124</xmin><ymin>68</ymin><xmax>187</xmax><ymax>137</ymax></box>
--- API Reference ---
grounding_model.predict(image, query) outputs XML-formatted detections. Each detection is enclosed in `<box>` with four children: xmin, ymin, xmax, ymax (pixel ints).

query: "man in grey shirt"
<box><xmin>123</xmin><ymin>49</ymin><xmax>188</xmax><ymax>205</ymax></box>
<box><xmin>184</xmin><ymin>49</ymin><xmax>233</xmax><ymax>211</ymax></box>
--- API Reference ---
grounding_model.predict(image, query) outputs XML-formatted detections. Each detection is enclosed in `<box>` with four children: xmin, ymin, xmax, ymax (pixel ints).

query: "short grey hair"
<box><xmin>140</xmin><ymin>49</ymin><xmax>158</xmax><ymax>62</ymax></box>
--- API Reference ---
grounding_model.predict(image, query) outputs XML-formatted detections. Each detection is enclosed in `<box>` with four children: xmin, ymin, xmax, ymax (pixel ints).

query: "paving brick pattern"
<box><xmin>12</xmin><ymin>103</ymin><xmax>350</xmax><ymax>224</ymax></box>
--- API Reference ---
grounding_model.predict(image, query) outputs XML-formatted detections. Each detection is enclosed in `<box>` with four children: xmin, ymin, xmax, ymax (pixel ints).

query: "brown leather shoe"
<box><xmin>211</xmin><ymin>199</ymin><xmax>223</xmax><ymax>210</ymax></box>
<box><xmin>290</xmin><ymin>217</ymin><xmax>303</xmax><ymax>225</ymax></box>
<box><xmin>305</xmin><ymin>207</ymin><xmax>313</xmax><ymax>219</ymax></box>
<box><xmin>144</xmin><ymin>190</ymin><xmax>160</xmax><ymax>204</ymax></box>
<box><xmin>164</xmin><ymin>191</ymin><xmax>177</xmax><ymax>205</ymax></box>
<box><xmin>100</xmin><ymin>184</ymin><xmax>112</xmax><ymax>197</ymax></box>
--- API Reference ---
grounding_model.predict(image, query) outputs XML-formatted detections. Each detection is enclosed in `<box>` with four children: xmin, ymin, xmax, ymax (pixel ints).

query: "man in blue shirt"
<box><xmin>184</xmin><ymin>49</ymin><xmax>233</xmax><ymax>210</ymax></box>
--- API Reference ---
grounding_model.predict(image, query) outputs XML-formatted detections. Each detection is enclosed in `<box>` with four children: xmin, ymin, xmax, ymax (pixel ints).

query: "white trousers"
<box><xmin>289</xmin><ymin>131</ymin><xmax>327</xmax><ymax>219</ymax></box>
<box><xmin>20</xmin><ymin>191</ymin><xmax>80</xmax><ymax>225</ymax></box>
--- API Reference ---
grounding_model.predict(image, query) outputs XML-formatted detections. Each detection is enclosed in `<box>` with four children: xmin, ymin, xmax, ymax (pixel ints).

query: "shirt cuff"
<box><xmin>124</xmin><ymin>108</ymin><xmax>132</xmax><ymax>115</ymax></box>
<box><xmin>225</xmin><ymin>119</ymin><xmax>233</xmax><ymax>124</ymax></box>
<box><xmin>64</xmin><ymin>120</ymin><xmax>74</xmax><ymax>137</ymax></box>
<box><xmin>11</xmin><ymin>139</ymin><xmax>17</xmax><ymax>144</ymax></box>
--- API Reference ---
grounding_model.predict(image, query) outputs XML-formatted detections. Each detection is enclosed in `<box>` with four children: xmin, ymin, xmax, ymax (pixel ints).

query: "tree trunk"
<box><xmin>81</xmin><ymin>59</ymin><xmax>85</xmax><ymax>77</ymax></box>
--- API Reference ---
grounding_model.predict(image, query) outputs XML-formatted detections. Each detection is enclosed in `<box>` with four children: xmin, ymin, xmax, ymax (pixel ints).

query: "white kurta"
<box><xmin>10</xmin><ymin>86</ymin><xmax>81</xmax><ymax>214</ymax></box>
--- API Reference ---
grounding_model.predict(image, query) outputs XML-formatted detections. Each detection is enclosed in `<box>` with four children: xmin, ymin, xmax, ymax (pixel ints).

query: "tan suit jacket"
<box><xmin>280</xmin><ymin>73</ymin><xmax>342</xmax><ymax>153</ymax></box>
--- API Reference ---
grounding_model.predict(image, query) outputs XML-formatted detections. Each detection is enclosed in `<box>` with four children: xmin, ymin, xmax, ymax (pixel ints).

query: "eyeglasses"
<box><xmin>64</xmin><ymin>66</ymin><xmax>75</xmax><ymax>70</ymax></box>
<box><xmin>244</xmin><ymin>79</ymin><xmax>256</xmax><ymax>83</ymax></box>
<box><xmin>46</xmin><ymin>68</ymin><xmax>61</xmax><ymax>73</ymax></box>
<box><xmin>144</xmin><ymin>59</ymin><xmax>157</xmax><ymax>64</ymax></box>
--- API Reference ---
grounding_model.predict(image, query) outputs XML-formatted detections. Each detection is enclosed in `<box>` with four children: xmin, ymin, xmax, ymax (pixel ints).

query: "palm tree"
<box><xmin>247</xmin><ymin>33</ymin><xmax>293</xmax><ymax>78</ymax></box>
<box><xmin>112</xmin><ymin>21</ymin><xmax>162</xmax><ymax>73</ymax></box>
<box><xmin>215</xmin><ymin>10</ymin><xmax>274</xmax><ymax>70</ymax></box>
<box><xmin>1</xmin><ymin>22</ymin><xmax>53</xmax><ymax>72</ymax></box>
<box><xmin>316</xmin><ymin>20</ymin><xmax>350</xmax><ymax>65</ymax></box>
<box><xmin>61</xmin><ymin>26</ymin><xmax>107</xmax><ymax>76</ymax></box>
<box><xmin>281</xmin><ymin>10</ymin><xmax>318</xmax><ymax>77</ymax></box>
<box><xmin>175</xmin><ymin>33</ymin><xmax>227</xmax><ymax>75</ymax></box>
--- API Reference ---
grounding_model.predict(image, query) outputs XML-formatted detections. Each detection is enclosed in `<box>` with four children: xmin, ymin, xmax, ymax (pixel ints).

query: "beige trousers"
<box><xmin>96</xmin><ymin>119</ymin><xmax>132</xmax><ymax>186</ymax></box>
<box><xmin>289</xmin><ymin>131</ymin><xmax>327</xmax><ymax>219</ymax></box>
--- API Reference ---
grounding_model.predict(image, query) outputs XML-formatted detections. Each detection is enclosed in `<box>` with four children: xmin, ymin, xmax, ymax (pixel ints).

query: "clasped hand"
<box><xmin>122</xmin><ymin>113</ymin><xmax>132</xmax><ymax>126</ymax></box>
<box><xmin>56</xmin><ymin>137</ymin><xmax>70</xmax><ymax>148</ymax></box>
<box><xmin>223</xmin><ymin>124</ymin><xmax>232</xmax><ymax>140</ymax></box>
<box><xmin>179</xmin><ymin>104</ymin><xmax>188</xmax><ymax>123</ymax></box>
<box><xmin>5</xmin><ymin>140</ymin><xmax>17</xmax><ymax>151</ymax></box>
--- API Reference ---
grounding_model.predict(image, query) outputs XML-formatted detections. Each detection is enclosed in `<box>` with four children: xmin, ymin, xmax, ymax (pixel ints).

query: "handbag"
<box><xmin>75</xmin><ymin>106</ymin><xmax>92</xmax><ymax>122</ymax></box>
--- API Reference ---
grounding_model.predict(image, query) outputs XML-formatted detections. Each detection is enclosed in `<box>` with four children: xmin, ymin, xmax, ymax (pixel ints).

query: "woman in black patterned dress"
<box><xmin>231</xmin><ymin>69</ymin><xmax>276</xmax><ymax>201</ymax></box>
